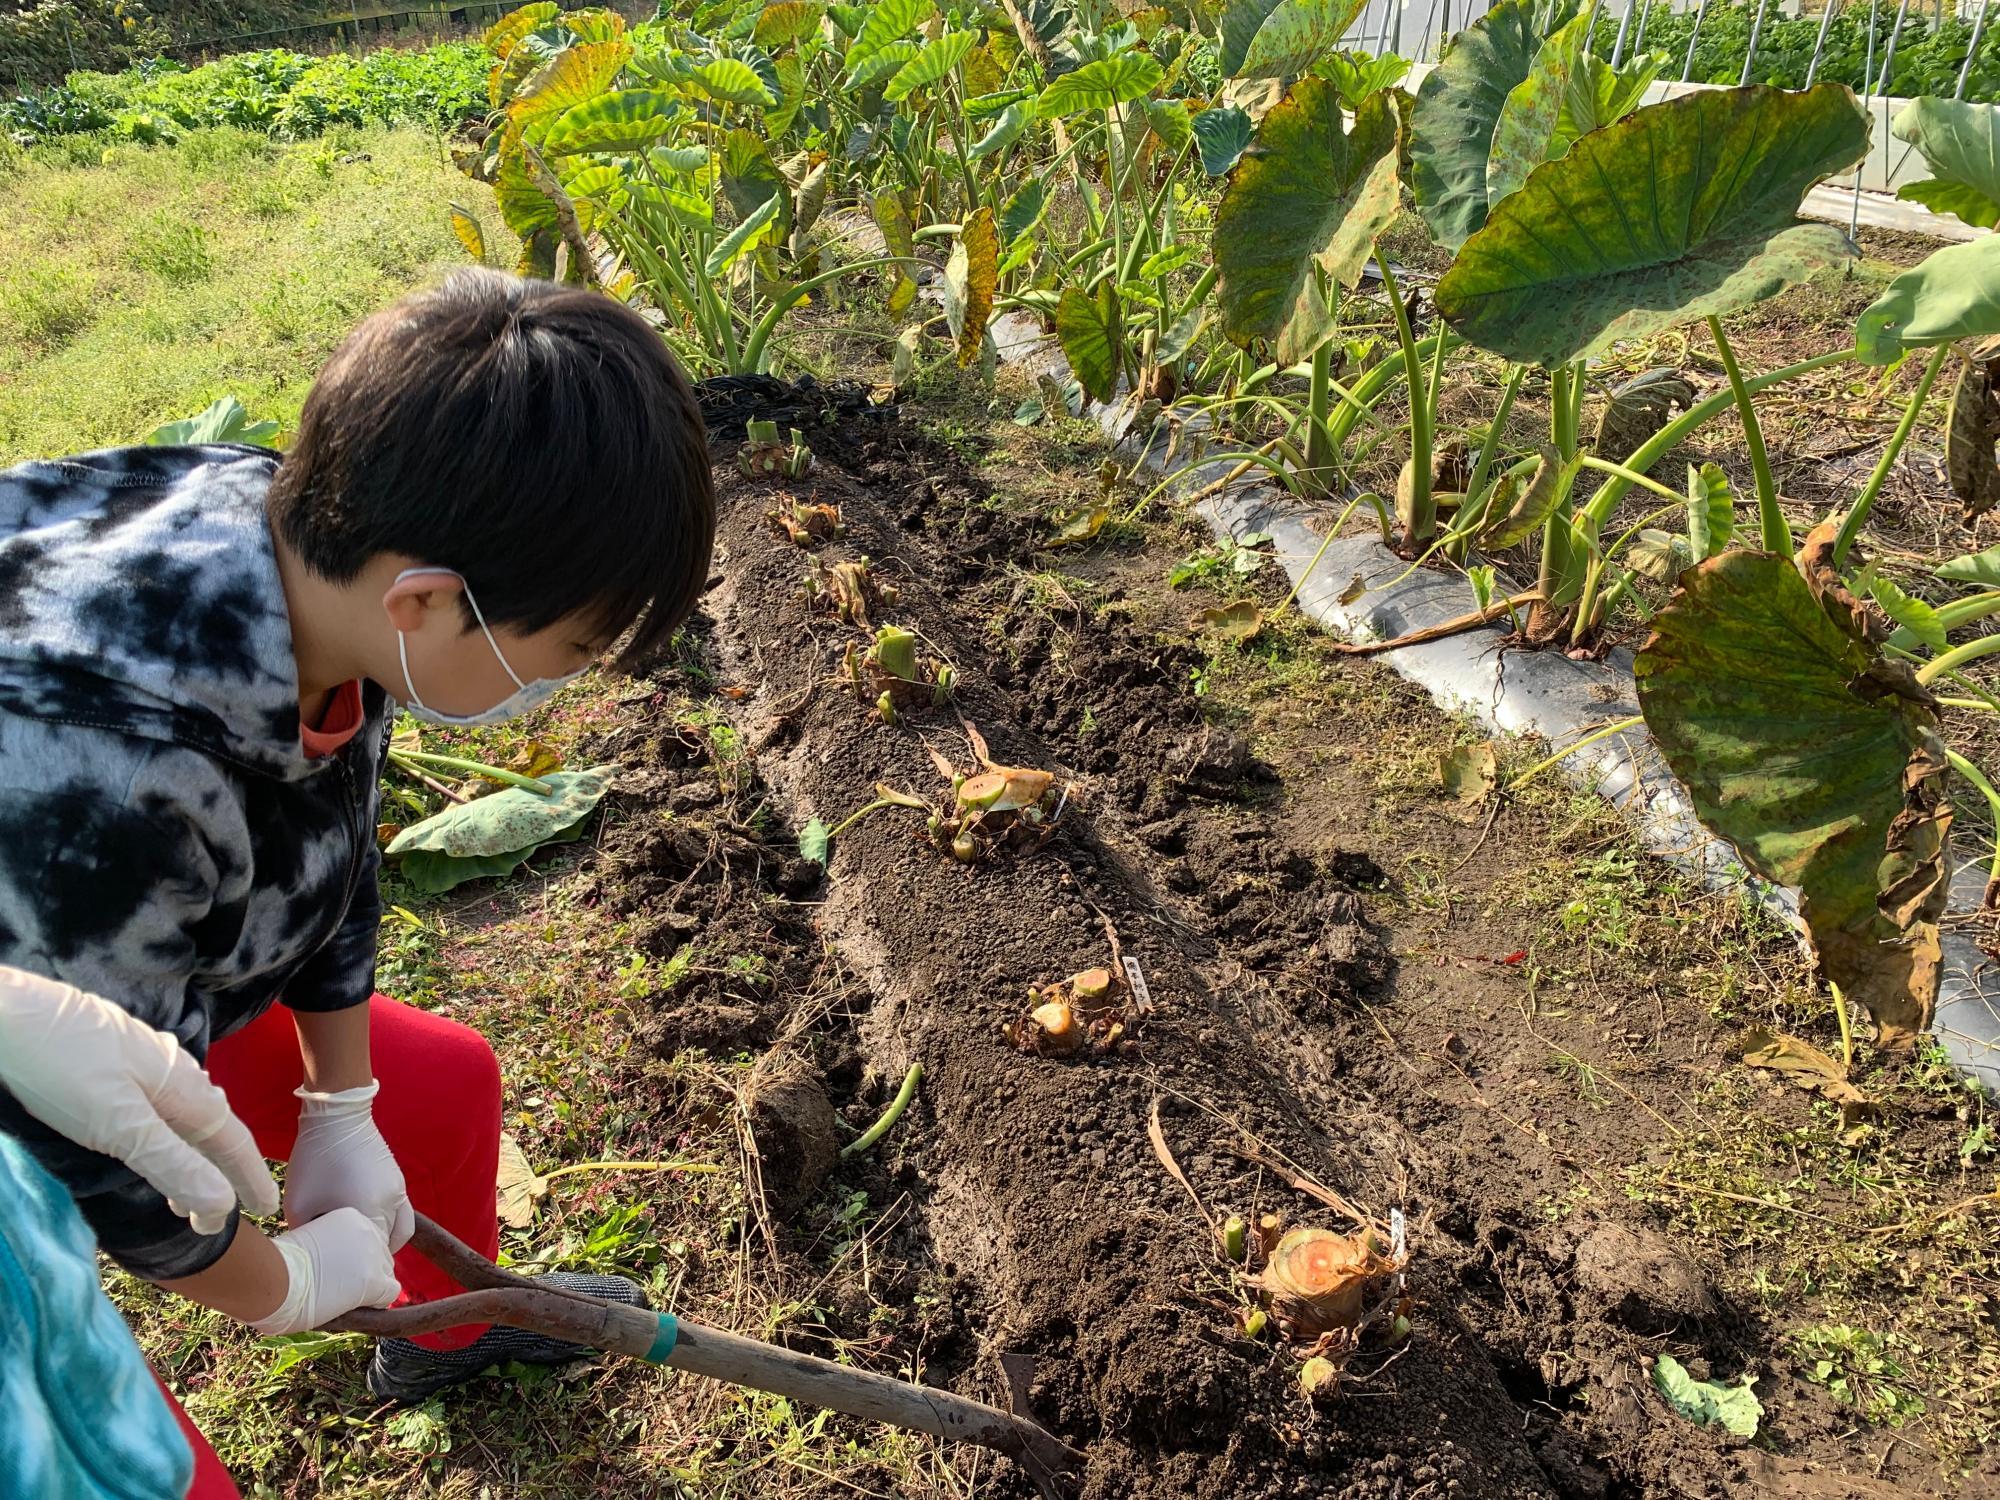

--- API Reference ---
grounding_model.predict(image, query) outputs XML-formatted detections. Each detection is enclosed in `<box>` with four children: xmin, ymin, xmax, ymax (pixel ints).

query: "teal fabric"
<box><xmin>0</xmin><ymin>1132</ymin><xmax>194</xmax><ymax>1500</ymax></box>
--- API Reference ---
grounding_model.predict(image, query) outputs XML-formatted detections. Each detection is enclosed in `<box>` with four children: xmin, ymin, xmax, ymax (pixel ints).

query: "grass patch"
<box><xmin>0</xmin><ymin>124</ymin><xmax>501</xmax><ymax>463</ymax></box>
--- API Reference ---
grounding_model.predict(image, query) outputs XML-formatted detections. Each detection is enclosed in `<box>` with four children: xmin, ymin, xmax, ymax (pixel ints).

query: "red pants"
<box><xmin>162</xmin><ymin>994</ymin><xmax>503</xmax><ymax>1498</ymax></box>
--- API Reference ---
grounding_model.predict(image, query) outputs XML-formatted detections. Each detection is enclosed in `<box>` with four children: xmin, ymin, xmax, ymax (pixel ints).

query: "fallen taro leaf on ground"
<box><xmin>1653</xmin><ymin>1355</ymin><xmax>1762</xmax><ymax>1438</ymax></box>
<box><xmin>496</xmin><ymin>1131</ymin><xmax>549</xmax><ymax>1228</ymax></box>
<box><xmin>1439</xmin><ymin>742</ymin><xmax>1498</xmax><ymax>802</ymax></box>
<box><xmin>1741</xmin><ymin>1027</ymin><xmax>1877</xmax><ymax>1134</ymax></box>
<box><xmin>1199</xmin><ymin>599</ymin><xmax>1264</xmax><ymax>642</ymax></box>
<box><xmin>387</xmin><ymin>765</ymin><xmax>618</xmax><ymax>894</ymax></box>
<box><xmin>1046</xmin><ymin>504</ymin><xmax>1110</xmax><ymax>547</ymax></box>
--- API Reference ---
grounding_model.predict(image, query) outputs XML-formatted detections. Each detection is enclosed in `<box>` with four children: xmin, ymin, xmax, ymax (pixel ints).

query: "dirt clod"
<box><xmin>746</xmin><ymin>1058</ymin><xmax>840</xmax><ymax>1219</ymax></box>
<box><xmin>1572</xmin><ymin>1222</ymin><xmax>1720</xmax><ymax>1335</ymax></box>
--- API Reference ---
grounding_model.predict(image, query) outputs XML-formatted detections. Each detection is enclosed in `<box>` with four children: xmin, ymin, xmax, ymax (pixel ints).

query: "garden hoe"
<box><xmin>328</xmin><ymin>1215</ymin><xmax>1082</xmax><ymax>1495</ymax></box>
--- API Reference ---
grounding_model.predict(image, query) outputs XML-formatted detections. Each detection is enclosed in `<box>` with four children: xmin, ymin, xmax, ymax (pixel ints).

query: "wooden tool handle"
<box><xmin>323</xmin><ymin>1215</ymin><xmax>1082</xmax><ymax>1495</ymax></box>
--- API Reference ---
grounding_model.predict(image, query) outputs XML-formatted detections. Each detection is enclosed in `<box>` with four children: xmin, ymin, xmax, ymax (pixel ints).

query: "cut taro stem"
<box><xmin>872</xmin><ymin>625</ymin><xmax>920</xmax><ymax>683</ymax></box>
<box><xmin>1029</xmin><ymin>1000</ymin><xmax>1082</xmax><ymax>1054</ymax></box>
<box><xmin>1259</xmin><ymin>1227</ymin><xmax>1400</xmax><ymax>1338</ymax></box>
<box><xmin>1223</xmin><ymin>1215</ymin><xmax>1248</xmax><ymax>1262</ymax></box>
<box><xmin>841</xmin><ymin>1063</ymin><xmax>923</xmax><ymax>1159</ymax></box>
<box><xmin>1256</xmin><ymin>1212</ymin><xmax>1284</xmax><ymax>1262</ymax></box>
<box><xmin>1069</xmin><ymin>967</ymin><xmax>1114</xmax><ymax>1007</ymax></box>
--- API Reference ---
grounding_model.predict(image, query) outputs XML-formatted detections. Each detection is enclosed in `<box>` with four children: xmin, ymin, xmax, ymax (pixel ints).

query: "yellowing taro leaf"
<box><xmin>496</xmin><ymin>1131</ymin><xmax>549</xmax><ymax>1227</ymax></box>
<box><xmin>1635</xmin><ymin>542</ymin><xmax>1951</xmax><ymax>1046</ymax></box>
<box><xmin>870</xmin><ymin>188</ymin><xmax>918</xmax><ymax>315</ymax></box>
<box><xmin>510</xmin><ymin>40</ymin><xmax>632</xmax><ymax>128</ymax></box>
<box><xmin>1653</xmin><ymin>1356</ymin><xmax>1762</xmax><ymax>1438</ymax></box>
<box><xmin>1439</xmin><ymin>741</ymin><xmax>1498</xmax><ymax>803</ymax></box>
<box><xmin>1045</xmin><ymin>505</ymin><xmax>1110</xmax><ymax>547</ymax></box>
<box><xmin>449</xmin><ymin>204</ymin><xmax>487</xmax><ymax>263</ymax></box>
<box><xmin>944</xmin><ymin>206</ymin><xmax>997</xmax><ymax>367</ymax></box>
<box><xmin>1214</xmin><ymin>83</ymin><xmax>1401</xmax><ymax>360</ymax></box>
<box><xmin>1199</xmin><ymin>600</ymin><xmax>1265</xmax><ymax>641</ymax></box>
<box><xmin>486</xmin><ymin>3</ymin><xmax>560</xmax><ymax>59</ymax></box>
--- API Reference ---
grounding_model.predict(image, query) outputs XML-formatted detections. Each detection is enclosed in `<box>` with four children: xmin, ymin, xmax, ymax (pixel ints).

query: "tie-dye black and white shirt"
<box><xmin>0</xmin><ymin>445</ymin><xmax>386</xmax><ymax>1280</ymax></box>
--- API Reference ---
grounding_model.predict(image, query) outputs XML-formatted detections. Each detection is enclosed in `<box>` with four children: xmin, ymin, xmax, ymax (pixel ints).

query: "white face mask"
<box><xmin>393</xmin><ymin>567</ymin><xmax>587</xmax><ymax>728</ymax></box>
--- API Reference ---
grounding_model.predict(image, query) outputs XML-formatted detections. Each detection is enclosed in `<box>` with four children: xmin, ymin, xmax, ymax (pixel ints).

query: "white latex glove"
<box><xmin>0</xmin><ymin>966</ymin><xmax>279</xmax><ymax>1234</ymax></box>
<box><xmin>285</xmin><ymin>1080</ymin><xmax>415</xmax><ymax>1251</ymax></box>
<box><xmin>249</xmin><ymin>1206</ymin><xmax>402</xmax><ymax>1335</ymax></box>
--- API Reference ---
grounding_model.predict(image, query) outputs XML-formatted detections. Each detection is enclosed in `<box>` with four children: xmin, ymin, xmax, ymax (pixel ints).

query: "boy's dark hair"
<box><xmin>268</xmin><ymin>268</ymin><xmax>713</xmax><ymax>672</ymax></box>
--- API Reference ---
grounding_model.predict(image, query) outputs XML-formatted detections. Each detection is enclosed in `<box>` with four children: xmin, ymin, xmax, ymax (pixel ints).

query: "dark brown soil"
<box><xmin>655</xmin><ymin>414</ymin><xmax>1971</xmax><ymax>1500</ymax></box>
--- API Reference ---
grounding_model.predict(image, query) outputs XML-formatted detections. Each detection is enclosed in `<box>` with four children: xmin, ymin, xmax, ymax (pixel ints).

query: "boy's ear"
<box><xmin>381</xmin><ymin>569</ymin><xmax>465</xmax><ymax>634</ymax></box>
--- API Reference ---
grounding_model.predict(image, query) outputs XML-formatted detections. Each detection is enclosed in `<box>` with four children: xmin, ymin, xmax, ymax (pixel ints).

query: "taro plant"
<box><xmin>1636</xmin><ymin>125</ymin><xmax>2000</xmax><ymax>1045</ymax></box>
<box><xmin>1425</xmin><ymin>80</ymin><xmax>1871</xmax><ymax>640</ymax></box>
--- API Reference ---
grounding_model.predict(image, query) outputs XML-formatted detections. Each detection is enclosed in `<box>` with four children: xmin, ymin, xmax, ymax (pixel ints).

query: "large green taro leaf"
<box><xmin>1436</xmin><ymin>85</ymin><xmax>1869</xmax><ymax>368</ymax></box>
<box><xmin>1893</xmin><ymin>96</ymin><xmax>2000</xmax><ymax>230</ymax></box>
<box><xmin>1215</xmin><ymin>83</ymin><xmax>1400</xmax><ymax>360</ymax></box>
<box><xmin>1218</xmin><ymin>0</ymin><xmax>1369</xmax><ymax>80</ymax></box>
<box><xmin>541</xmin><ymin>89</ymin><xmax>680</xmax><ymax>156</ymax></box>
<box><xmin>388</xmin><ymin>766</ymin><xmax>619</xmax><ymax>895</ymax></box>
<box><xmin>1635</xmin><ymin>547</ymin><xmax>1949</xmax><ymax>1045</ymax></box>
<box><xmin>1056</xmin><ymin>281</ymin><xmax>1121</xmax><ymax>404</ymax></box>
<box><xmin>1855</xmin><ymin>233</ymin><xmax>2000</xmax><ymax>366</ymax></box>
<box><xmin>1408</xmin><ymin>0</ymin><xmax>1541</xmax><ymax>251</ymax></box>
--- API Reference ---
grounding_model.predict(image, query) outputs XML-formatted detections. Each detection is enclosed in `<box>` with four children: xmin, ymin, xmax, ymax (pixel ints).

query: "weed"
<box><xmin>1168</xmin><ymin>530</ymin><xmax>1273</xmax><ymax>592</ymax></box>
<box><xmin>1796</xmin><ymin>1324</ymin><xmax>1929</xmax><ymax>1427</ymax></box>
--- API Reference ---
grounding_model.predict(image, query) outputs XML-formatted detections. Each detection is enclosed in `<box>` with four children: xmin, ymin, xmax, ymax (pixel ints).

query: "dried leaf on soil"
<box><xmin>1652</xmin><ymin>1355</ymin><xmax>1762</xmax><ymax>1438</ymax></box>
<box><xmin>1046</xmin><ymin>504</ymin><xmax>1110</xmax><ymax>547</ymax></box>
<box><xmin>1146</xmin><ymin>1096</ymin><xmax>1218</xmax><ymax>1239</ymax></box>
<box><xmin>496</xmin><ymin>1131</ymin><xmax>549</xmax><ymax>1228</ymax></box>
<box><xmin>1593</xmin><ymin>366</ymin><xmax>1695</xmax><ymax>460</ymax></box>
<box><xmin>1741</xmin><ymin>1027</ymin><xmax>1876</xmax><ymax>1130</ymax></box>
<box><xmin>1198</xmin><ymin>599</ymin><xmax>1265</xmax><ymax>642</ymax></box>
<box><xmin>1438</xmin><ymin>741</ymin><xmax>1498</xmax><ymax>803</ymax></box>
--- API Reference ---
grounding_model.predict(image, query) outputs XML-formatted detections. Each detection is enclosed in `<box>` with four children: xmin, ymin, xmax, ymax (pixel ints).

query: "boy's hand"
<box><xmin>0</xmin><ymin>966</ymin><xmax>280</xmax><ymax>1233</ymax></box>
<box><xmin>248</xmin><ymin>1208</ymin><xmax>402</xmax><ymax>1335</ymax></box>
<box><xmin>286</xmin><ymin>1080</ymin><xmax>415</xmax><ymax>1250</ymax></box>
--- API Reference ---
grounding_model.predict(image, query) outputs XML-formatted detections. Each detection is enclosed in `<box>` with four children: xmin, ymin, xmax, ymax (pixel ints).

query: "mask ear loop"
<box><xmin>391</xmin><ymin>567</ymin><xmax>529</xmax><ymax>692</ymax></box>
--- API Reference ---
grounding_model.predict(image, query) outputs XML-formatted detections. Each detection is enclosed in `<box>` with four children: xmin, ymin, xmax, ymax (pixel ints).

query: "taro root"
<box><xmin>1298</xmin><ymin>1355</ymin><xmax>1341</xmax><ymax>1404</ymax></box>
<box><xmin>767</xmin><ymin>495</ymin><xmax>843</xmax><ymax>547</ymax></box>
<box><xmin>1005</xmin><ymin>964</ymin><xmax>1131</xmax><ymax>1057</ymax></box>
<box><xmin>807</xmin><ymin>556</ymin><xmax>897</xmax><ymax>628</ymax></box>
<box><xmin>1257</xmin><ymin>1226</ymin><xmax>1401</xmax><ymax>1339</ymax></box>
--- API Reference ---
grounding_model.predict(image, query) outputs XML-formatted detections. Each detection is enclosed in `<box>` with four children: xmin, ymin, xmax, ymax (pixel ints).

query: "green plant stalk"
<box><xmin>1945</xmin><ymin>749</ymin><xmax>2000</xmax><ymax>887</ymax></box>
<box><xmin>1463</xmin><ymin>363</ymin><xmax>1526</xmax><ymax>522</ymax></box>
<box><xmin>1830</xmin><ymin>343</ymin><xmax>1953</xmax><ymax>570</ymax></box>
<box><xmin>387</xmin><ymin>750</ymin><xmax>553</xmax><ymax>795</ymax></box>
<box><xmin>1507</xmin><ymin>715</ymin><xmax>1646</xmax><ymax>792</ymax></box>
<box><xmin>1579</xmin><ymin>348</ymin><xmax>1854</xmax><ymax>531</ymax></box>
<box><xmin>1333</xmin><ymin>329</ymin><xmax>1455</xmax><ymax>450</ymax></box>
<box><xmin>1933</xmin><ymin>592</ymin><xmax>2000</xmax><ymax>633</ymax></box>
<box><xmin>1379</xmin><ymin>253</ymin><xmax>1434</xmax><ymax>545</ymax></box>
<box><xmin>1917</xmin><ymin>633</ymin><xmax>2000</xmax><ymax>685</ymax></box>
<box><xmin>1707</xmin><ymin>316</ymin><xmax>1786</xmax><ymax>552</ymax></box>
<box><xmin>1305</xmin><ymin>339</ymin><xmax>1337</xmax><ymax>484</ymax></box>
<box><xmin>841</xmin><ymin>1063</ymin><xmax>923</xmax><ymax>1158</ymax></box>
<box><xmin>1576</xmin><ymin>454</ymin><xmax>1687</xmax><ymax>505</ymax></box>
<box><xmin>1827</xmin><ymin>981</ymin><xmax>1856</xmax><ymax>1074</ymax></box>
